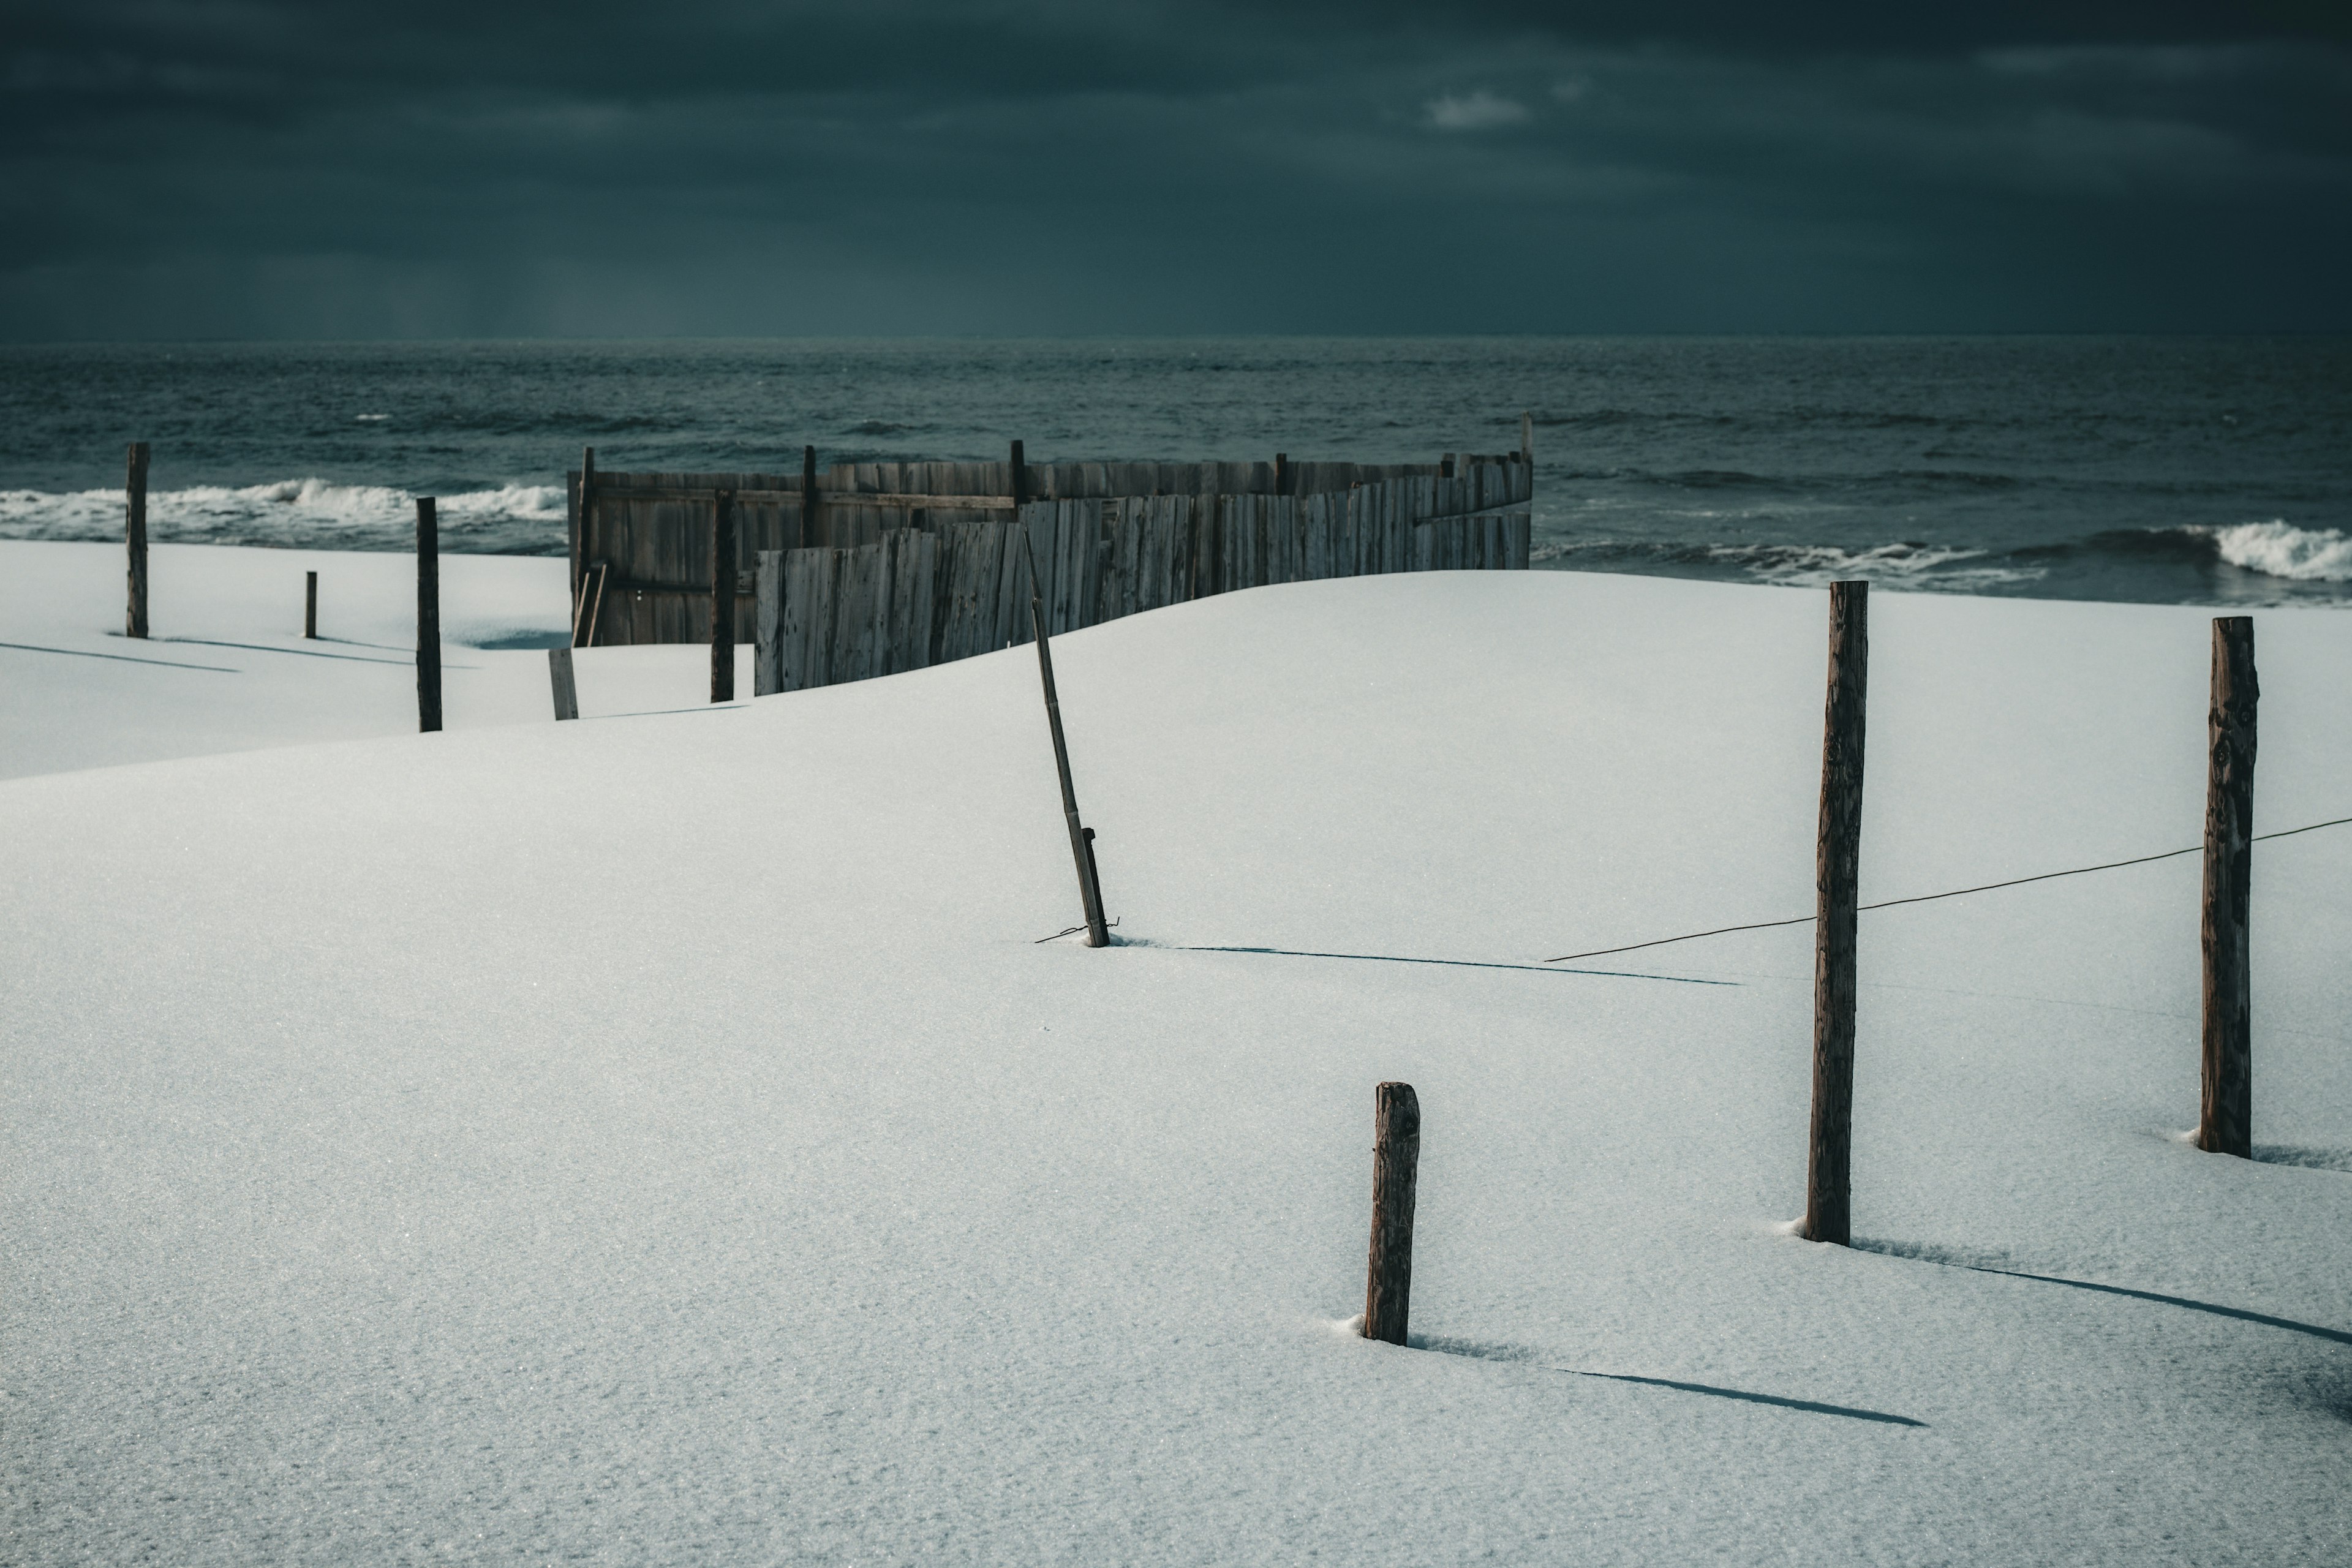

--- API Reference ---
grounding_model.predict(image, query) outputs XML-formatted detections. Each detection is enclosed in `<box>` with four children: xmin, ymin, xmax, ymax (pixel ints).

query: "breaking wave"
<box><xmin>0</xmin><ymin>479</ymin><xmax>568</xmax><ymax>554</ymax></box>
<box><xmin>2202</xmin><ymin>519</ymin><xmax>2352</xmax><ymax>582</ymax></box>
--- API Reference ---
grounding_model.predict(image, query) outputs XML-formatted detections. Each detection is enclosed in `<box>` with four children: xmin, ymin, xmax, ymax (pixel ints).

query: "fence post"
<box><xmin>573</xmin><ymin>445</ymin><xmax>595</xmax><ymax>629</ymax></box>
<box><xmin>548</xmin><ymin>646</ymin><xmax>579</xmax><ymax>721</ymax></box>
<box><xmin>2198</xmin><ymin>616</ymin><xmax>2256</xmax><ymax>1157</ymax></box>
<box><xmin>1274</xmin><ymin>452</ymin><xmax>1289</xmax><ymax>497</ymax></box>
<box><xmin>1520</xmin><ymin>411</ymin><xmax>1533</xmax><ymax>465</ymax></box>
<box><xmin>125</xmin><ymin>442</ymin><xmax>150</xmax><ymax>638</ymax></box>
<box><xmin>1804</xmin><ymin>579</ymin><xmax>1866</xmax><ymax>1245</ymax></box>
<box><xmin>1363</xmin><ymin>1081</ymin><xmax>1420</xmax><ymax>1345</ymax></box>
<box><xmin>416</xmin><ymin>498</ymin><xmax>442</xmax><ymax>734</ymax></box>
<box><xmin>754</xmin><ymin>548</ymin><xmax>785</xmax><ymax>696</ymax></box>
<box><xmin>711</xmin><ymin>489</ymin><xmax>736</xmax><ymax>703</ymax></box>
<box><xmin>801</xmin><ymin>445</ymin><xmax>818</xmax><ymax>548</ymax></box>
<box><xmin>1020</xmin><ymin>527</ymin><xmax>1110</xmax><ymax>948</ymax></box>
<box><xmin>304</xmin><ymin>570</ymin><xmax>317</xmax><ymax>639</ymax></box>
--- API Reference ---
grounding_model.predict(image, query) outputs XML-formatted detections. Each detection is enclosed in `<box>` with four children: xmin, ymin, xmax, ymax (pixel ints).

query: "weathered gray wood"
<box><xmin>802</xmin><ymin>445</ymin><xmax>819</xmax><ymax>548</ymax></box>
<box><xmin>548</xmin><ymin>646</ymin><xmax>579</xmax><ymax>720</ymax></box>
<box><xmin>754</xmin><ymin>549</ymin><xmax>785</xmax><ymax>695</ymax></box>
<box><xmin>1521</xmin><ymin>411</ymin><xmax>1532</xmax><ymax>464</ymax></box>
<box><xmin>1362</xmin><ymin>1081</ymin><xmax>1420</xmax><ymax>1345</ymax></box>
<box><xmin>416</xmin><ymin>498</ymin><xmax>442</xmax><ymax>734</ymax></box>
<box><xmin>573</xmin><ymin>446</ymin><xmax>596</xmax><ymax>612</ymax></box>
<box><xmin>710</xmin><ymin>490</ymin><xmax>736</xmax><ymax>703</ymax></box>
<box><xmin>1022</xmin><ymin>532</ymin><xmax>1109</xmax><ymax>948</ymax></box>
<box><xmin>125</xmin><ymin>442</ymin><xmax>150</xmax><ymax>638</ymax></box>
<box><xmin>304</xmin><ymin>570</ymin><xmax>317</xmax><ymax>639</ymax></box>
<box><xmin>1805</xmin><ymin>580</ymin><xmax>1868</xmax><ymax>1245</ymax></box>
<box><xmin>2198</xmin><ymin>616</ymin><xmax>2257</xmax><ymax>1158</ymax></box>
<box><xmin>780</xmin><ymin>547</ymin><xmax>835</xmax><ymax>691</ymax></box>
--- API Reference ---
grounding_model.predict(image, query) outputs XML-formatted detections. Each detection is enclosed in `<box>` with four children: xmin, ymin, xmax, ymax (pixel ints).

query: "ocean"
<box><xmin>3</xmin><ymin>336</ymin><xmax>2346</xmax><ymax>605</ymax></box>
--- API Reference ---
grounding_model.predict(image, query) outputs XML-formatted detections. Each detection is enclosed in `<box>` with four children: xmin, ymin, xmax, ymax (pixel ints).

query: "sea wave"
<box><xmin>1534</xmin><ymin>535</ymin><xmax>2043</xmax><ymax>592</ymax></box>
<box><xmin>2201</xmin><ymin>519</ymin><xmax>2352</xmax><ymax>582</ymax></box>
<box><xmin>0</xmin><ymin>479</ymin><xmax>568</xmax><ymax>554</ymax></box>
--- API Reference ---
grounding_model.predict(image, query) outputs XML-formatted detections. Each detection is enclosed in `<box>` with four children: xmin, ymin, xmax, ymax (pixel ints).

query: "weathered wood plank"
<box><xmin>1805</xmin><ymin>580</ymin><xmax>1868</xmax><ymax>1246</ymax></box>
<box><xmin>415</xmin><ymin>497</ymin><xmax>442</xmax><ymax>733</ymax></box>
<box><xmin>548</xmin><ymin>646</ymin><xmax>579</xmax><ymax>720</ymax></box>
<box><xmin>1362</xmin><ymin>1082</ymin><xmax>1420</xmax><ymax>1345</ymax></box>
<box><xmin>2199</xmin><ymin>616</ymin><xmax>2256</xmax><ymax>1158</ymax></box>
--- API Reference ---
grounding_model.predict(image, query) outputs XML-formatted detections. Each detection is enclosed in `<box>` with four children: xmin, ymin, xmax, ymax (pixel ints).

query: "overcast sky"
<box><xmin>4</xmin><ymin>2</ymin><xmax>2348</xmax><ymax>340</ymax></box>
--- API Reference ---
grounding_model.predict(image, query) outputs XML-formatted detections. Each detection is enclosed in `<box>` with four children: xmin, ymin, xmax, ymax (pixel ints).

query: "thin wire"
<box><xmin>1034</xmin><ymin>917</ymin><xmax>1120</xmax><ymax>944</ymax></box>
<box><xmin>1544</xmin><ymin>814</ymin><xmax>2352</xmax><ymax>966</ymax></box>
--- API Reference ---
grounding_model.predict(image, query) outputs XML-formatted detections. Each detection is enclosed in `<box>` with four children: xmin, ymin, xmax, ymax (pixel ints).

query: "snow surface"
<box><xmin>4</xmin><ymin>540</ymin><xmax>2350</xmax><ymax>1564</ymax></box>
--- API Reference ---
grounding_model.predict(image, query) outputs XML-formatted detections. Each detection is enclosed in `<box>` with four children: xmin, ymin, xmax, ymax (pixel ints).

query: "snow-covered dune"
<box><xmin>4</xmin><ymin>541</ymin><xmax>2349</xmax><ymax>1564</ymax></box>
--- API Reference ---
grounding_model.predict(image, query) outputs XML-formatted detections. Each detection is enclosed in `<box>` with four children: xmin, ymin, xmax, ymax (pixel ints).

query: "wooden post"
<box><xmin>1020</xmin><ymin>527</ymin><xmax>1110</xmax><ymax>948</ymax></box>
<box><xmin>1520</xmin><ymin>412</ymin><xmax>1533</xmax><ymax>465</ymax></box>
<box><xmin>1439</xmin><ymin>453</ymin><xmax>1456</xmax><ymax>479</ymax></box>
<box><xmin>1804</xmin><ymin>580</ymin><xmax>1867</xmax><ymax>1245</ymax></box>
<box><xmin>2198</xmin><ymin>616</ymin><xmax>2256</xmax><ymax>1158</ymax></box>
<box><xmin>753</xmin><ymin>548</ymin><xmax>785</xmax><ymax>696</ymax></box>
<box><xmin>548</xmin><ymin>646</ymin><xmax>579</xmax><ymax>721</ymax></box>
<box><xmin>303</xmin><ymin>570</ymin><xmax>317</xmax><ymax>639</ymax></box>
<box><xmin>710</xmin><ymin>489</ymin><xmax>736</xmax><ymax>703</ymax></box>
<box><xmin>1274</xmin><ymin>452</ymin><xmax>1289</xmax><ymax>497</ymax></box>
<box><xmin>1362</xmin><ymin>1081</ymin><xmax>1420</xmax><ymax>1346</ymax></box>
<box><xmin>124</xmin><ymin>442</ymin><xmax>150</xmax><ymax>638</ymax></box>
<box><xmin>573</xmin><ymin>445</ymin><xmax>595</xmax><ymax>623</ymax></box>
<box><xmin>801</xmin><ymin>444</ymin><xmax>818</xmax><ymax>548</ymax></box>
<box><xmin>415</xmin><ymin>498</ymin><xmax>442</xmax><ymax>734</ymax></box>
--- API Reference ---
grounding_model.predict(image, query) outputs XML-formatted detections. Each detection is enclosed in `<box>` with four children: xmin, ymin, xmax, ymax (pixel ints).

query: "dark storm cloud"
<box><xmin>2</xmin><ymin>2</ymin><xmax>2346</xmax><ymax>337</ymax></box>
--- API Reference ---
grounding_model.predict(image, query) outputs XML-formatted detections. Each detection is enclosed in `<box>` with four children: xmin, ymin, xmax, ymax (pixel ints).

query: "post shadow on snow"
<box><xmin>1401</xmin><ymin>1331</ymin><xmax>1924</xmax><ymax>1427</ymax></box>
<box><xmin>0</xmin><ymin>640</ymin><xmax>238</xmax><ymax>672</ymax></box>
<box><xmin>154</xmin><ymin>635</ymin><xmax>476</xmax><ymax>669</ymax></box>
<box><xmin>2255</xmin><ymin>1144</ymin><xmax>2352</xmax><ymax>1174</ymax></box>
<box><xmin>1852</xmin><ymin>1240</ymin><xmax>2352</xmax><ymax>1348</ymax></box>
<box><xmin>467</xmin><ymin>630</ymin><xmax>570</xmax><ymax>650</ymax></box>
<box><xmin>1185</xmin><ymin>946</ymin><xmax>1736</xmax><ymax>987</ymax></box>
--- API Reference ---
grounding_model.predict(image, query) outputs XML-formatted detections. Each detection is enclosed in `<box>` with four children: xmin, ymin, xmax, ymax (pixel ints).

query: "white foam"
<box><xmin>0</xmin><ymin>479</ymin><xmax>566</xmax><ymax>549</ymax></box>
<box><xmin>2206</xmin><ymin>519</ymin><xmax>2352</xmax><ymax>582</ymax></box>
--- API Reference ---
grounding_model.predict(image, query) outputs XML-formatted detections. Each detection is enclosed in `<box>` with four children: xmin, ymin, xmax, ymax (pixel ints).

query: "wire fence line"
<box><xmin>1543</xmin><ymin>814</ymin><xmax>2352</xmax><ymax>967</ymax></box>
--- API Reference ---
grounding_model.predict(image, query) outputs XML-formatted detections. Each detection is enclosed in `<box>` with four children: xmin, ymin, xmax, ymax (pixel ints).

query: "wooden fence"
<box><xmin>569</xmin><ymin>451</ymin><xmax>1532</xmax><ymax>691</ymax></box>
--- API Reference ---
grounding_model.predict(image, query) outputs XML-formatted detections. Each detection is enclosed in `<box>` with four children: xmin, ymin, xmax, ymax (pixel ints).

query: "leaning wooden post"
<box><xmin>801</xmin><ymin>444</ymin><xmax>819</xmax><ymax>548</ymax></box>
<box><xmin>2198</xmin><ymin>616</ymin><xmax>2256</xmax><ymax>1158</ymax></box>
<box><xmin>1362</xmin><ymin>1081</ymin><xmax>1420</xmax><ymax>1345</ymax></box>
<box><xmin>570</xmin><ymin>445</ymin><xmax>596</xmax><ymax>643</ymax></box>
<box><xmin>710</xmin><ymin>488</ymin><xmax>736</xmax><ymax>703</ymax></box>
<box><xmin>303</xmin><ymin>570</ymin><xmax>317</xmax><ymax>639</ymax></box>
<box><xmin>1020</xmin><ymin>527</ymin><xmax>1110</xmax><ymax>948</ymax></box>
<box><xmin>1520</xmin><ymin>411</ymin><xmax>1533</xmax><ymax>465</ymax></box>
<box><xmin>124</xmin><ymin>442</ymin><xmax>150</xmax><ymax>638</ymax></box>
<box><xmin>415</xmin><ymin>497</ymin><xmax>442</xmax><ymax>734</ymax></box>
<box><xmin>1804</xmin><ymin>579</ymin><xmax>1867</xmax><ymax>1245</ymax></box>
<box><xmin>547</xmin><ymin>646</ymin><xmax>579</xmax><ymax>721</ymax></box>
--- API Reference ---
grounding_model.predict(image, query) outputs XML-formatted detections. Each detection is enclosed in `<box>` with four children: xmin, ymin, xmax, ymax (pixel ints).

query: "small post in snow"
<box><xmin>415</xmin><ymin>497</ymin><xmax>442</xmax><ymax>734</ymax></box>
<box><xmin>1018</xmin><ymin>445</ymin><xmax>1110</xmax><ymax>948</ymax></box>
<box><xmin>548</xmin><ymin>646</ymin><xmax>579</xmax><ymax>721</ymax></box>
<box><xmin>125</xmin><ymin>442</ymin><xmax>150</xmax><ymax>639</ymax></box>
<box><xmin>1362</xmin><ymin>1082</ymin><xmax>1420</xmax><ymax>1346</ymax></box>
<box><xmin>2198</xmin><ymin>616</ymin><xmax>2256</xmax><ymax>1158</ymax></box>
<box><xmin>1804</xmin><ymin>579</ymin><xmax>1866</xmax><ymax>1245</ymax></box>
<box><xmin>304</xmin><ymin>570</ymin><xmax>317</xmax><ymax>639</ymax></box>
<box><xmin>710</xmin><ymin>488</ymin><xmax>736</xmax><ymax>703</ymax></box>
